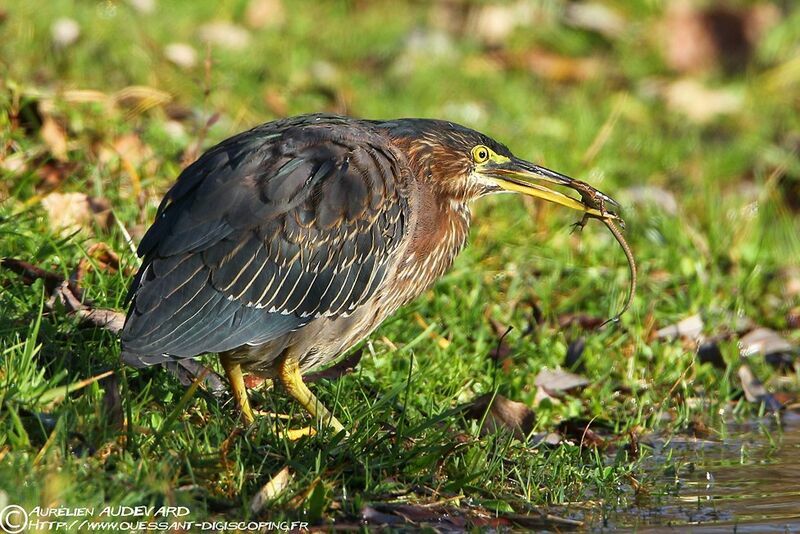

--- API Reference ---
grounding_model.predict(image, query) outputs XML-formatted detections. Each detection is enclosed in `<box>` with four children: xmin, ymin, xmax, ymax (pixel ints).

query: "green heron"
<box><xmin>121</xmin><ymin>114</ymin><xmax>622</xmax><ymax>434</ymax></box>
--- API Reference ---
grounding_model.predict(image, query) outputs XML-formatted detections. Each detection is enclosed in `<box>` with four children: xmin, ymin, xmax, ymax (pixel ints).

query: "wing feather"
<box><xmin>121</xmin><ymin>115</ymin><xmax>409</xmax><ymax>366</ymax></box>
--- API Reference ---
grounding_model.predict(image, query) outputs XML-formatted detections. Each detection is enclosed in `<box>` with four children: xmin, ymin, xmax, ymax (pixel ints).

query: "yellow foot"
<box><xmin>221</xmin><ymin>355</ymin><xmax>255</xmax><ymax>425</ymax></box>
<box><xmin>278</xmin><ymin>353</ymin><xmax>346</xmax><ymax>434</ymax></box>
<box><xmin>277</xmin><ymin>426</ymin><xmax>317</xmax><ymax>440</ymax></box>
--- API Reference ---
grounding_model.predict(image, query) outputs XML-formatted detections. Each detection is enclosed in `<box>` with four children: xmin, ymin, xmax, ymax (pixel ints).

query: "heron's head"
<box><xmin>387</xmin><ymin>119</ymin><xmax>620</xmax><ymax>220</ymax></box>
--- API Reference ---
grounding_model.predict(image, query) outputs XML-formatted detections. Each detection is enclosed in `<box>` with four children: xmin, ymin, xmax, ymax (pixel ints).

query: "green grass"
<box><xmin>1</xmin><ymin>0</ymin><xmax>799</xmax><ymax>529</ymax></box>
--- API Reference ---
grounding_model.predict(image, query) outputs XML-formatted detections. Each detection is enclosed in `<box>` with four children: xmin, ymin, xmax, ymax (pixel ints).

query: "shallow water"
<box><xmin>592</xmin><ymin>413</ymin><xmax>800</xmax><ymax>532</ymax></box>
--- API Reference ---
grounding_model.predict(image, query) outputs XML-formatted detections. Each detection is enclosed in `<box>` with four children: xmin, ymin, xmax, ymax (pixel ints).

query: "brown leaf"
<box><xmin>244</xmin><ymin>0</ymin><xmax>285</xmax><ymax>29</ymax></box>
<box><xmin>739</xmin><ymin>327</ymin><xmax>798</xmax><ymax>370</ymax></box>
<box><xmin>781</xmin><ymin>266</ymin><xmax>800</xmax><ymax>298</ymax></box>
<box><xmin>557</xmin><ymin>419</ymin><xmax>608</xmax><ymax>448</ymax></box>
<box><xmin>110</xmin><ymin>134</ymin><xmax>153</xmax><ymax>168</ymax></box>
<box><xmin>464</xmin><ymin>393</ymin><xmax>536</xmax><ymax>440</ymax></box>
<box><xmin>621</xmin><ymin>185</ymin><xmax>678</xmax><ymax>215</ymax></box>
<box><xmin>164</xmin><ymin>43</ymin><xmax>198</xmax><ymax>69</ymax></box>
<box><xmin>662</xmin><ymin>79</ymin><xmax>743</xmax><ymax>123</ymax></box>
<box><xmin>262</xmin><ymin>87</ymin><xmax>288</xmax><ymax>117</ymax></box>
<box><xmin>361</xmin><ymin>506</ymin><xmax>403</xmax><ymax>526</ymax></box>
<box><xmin>498</xmin><ymin>49</ymin><xmax>602</xmax><ymax>83</ymax></box>
<box><xmin>51</xmin><ymin>17</ymin><xmax>80</xmax><ymax>49</ymax></box>
<box><xmin>164</xmin><ymin>360</ymin><xmax>227</xmax><ymax>397</ymax></box>
<box><xmin>737</xmin><ymin>364</ymin><xmax>782</xmax><ymax>412</ymax></box>
<box><xmin>654</xmin><ymin>314</ymin><xmax>704</xmax><ymax>341</ymax></box>
<box><xmin>362</xmin><ymin>504</ymin><xmax>467</xmax><ymax>530</ymax></box>
<box><xmin>558</xmin><ymin>313</ymin><xmax>606</xmax><ymax>331</ymax></box>
<box><xmin>534</xmin><ymin>368</ymin><xmax>589</xmax><ymax>395</ymax></box>
<box><xmin>41</xmin><ymin>192</ymin><xmax>112</xmax><ymax>235</ymax></box>
<box><xmin>40</xmin><ymin>116</ymin><xmax>68</xmax><ymax>160</ymax></box>
<box><xmin>661</xmin><ymin>3</ymin><xmax>776</xmax><ymax>74</ymax></box>
<box><xmin>73</xmin><ymin>243</ymin><xmax>123</xmax><ymax>286</ymax></box>
<box><xmin>36</xmin><ymin>160</ymin><xmax>75</xmax><ymax>190</ymax></box>
<box><xmin>128</xmin><ymin>0</ymin><xmax>155</xmax><ymax>14</ymax></box>
<box><xmin>533</xmin><ymin>386</ymin><xmax>561</xmax><ymax>407</ymax></box>
<box><xmin>250</xmin><ymin>466</ymin><xmax>292</xmax><ymax>514</ymax></box>
<box><xmin>304</xmin><ymin>348</ymin><xmax>363</xmax><ymax>383</ymax></box>
<box><xmin>788</xmin><ymin>308</ymin><xmax>800</xmax><ymax>330</ymax></box>
<box><xmin>198</xmin><ymin>22</ymin><xmax>251</xmax><ymax>51</ymax></box>
<box><xmin>564</xmin><ymin>2</ymin><xmax>625</xmax><ymax>38</ymax></box>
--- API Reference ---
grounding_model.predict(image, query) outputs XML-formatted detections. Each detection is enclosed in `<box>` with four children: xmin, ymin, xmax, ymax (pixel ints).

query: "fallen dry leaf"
<box><xmin>497</xmin><ymin>49</ymin><xmax>602</xmax><ymax>83</ymax></box>
<box><xmin>245</xmin><ymin>0</ymin><xmax>285</xmax><ymax>29</ymax></box>
<box><xmin>198</xmin><ymin>21</ymin><xmax>251</xmax><ymax>51</ymax></box>
<box><xmin>464</xmin><ymin>393</ymin><xmax>536</xmax><ymax>440</ymax></box>
<box><xmin>361</xmin><ymin>506</ymin><xmax>404</xmax><ymax>526</ymax></box>
<box><xmin>2</xmin><ymin>152</ymin><xmax>29</xmax><ymax>175</ymax></box>
<box><xmin>250</xmin><ymin>466</ymin><xmax>292</xmax><ymax>514</ymax></box>
<box><xmin>564</xmin><ymin>2</ymin><xmax>625</xmax><ymax>38</ymax></box>
<box><xmin>737</xmin><ymin>364</ymin><xmax>782</xmax><ymax>412</ymax></box>
<box><xmin>558</xmin><ymin>313</ymin><xmax>606</xmax><ymax>331</ymax></box>
<box><xmin>788</xmin><ymin>308</ymin><xmax>800</xmax><ymax>330</ymax></box>
<box><xmin>661</xmin><ymin>2</ymin><xmax>777</xmax><ymax>74</ymax></box>
<box><xmin>127</xmin><ymin>0</ymin><xmax>155</xmax><ymax>14</ymax></box>
<box><xmin>465</xmin><ymin>0</ymin><xmax>539</xmax><ymax>46</ymax></box>
<box><xmin>557</xmin><ymin>419</ymin><xmax>610</xmax><ymax>448</ymax></box>
<box><xmin>533</xmin><ymin>386</ymin><xmax>561</xmax><ymax>407</ymax></box>
<box><xmin>72</xmin><ymin>242</ymin><xmax>129</xmax><ymax>287</ymax></box>
<box><xmin>362</xmin><ymin>504</ymin><xmax>467</xmax><ymax>530</ymax></box>
<box><xmin>51</xmin><ymin>17</ymin><xmax>80</xmax><ymax>48</ymax></box>
<box><xmin>621</xmin><ymin>185</ymin><xmax>678</xmax><ymax>215</ymax></box>
<box><xmin>112</xmin><ymin>134</ymin><xmax>153</xmax><ymax>166</ymax></box>
<box><xmin>164</xmin><ymin>43</ymin><xmax>198</xmax><ymax>69</ymax></box>
<box><xmin>305</xmin><ymin>348</ymin><xmax>363</xmax><ymax>383</ymax></box>
<box><xmin>40</xmin><ymin>116</ymin><xmax>68</xmax><ymax>161</ymax></box>
<box><xmin>663</xmin><ymin>79</ymin><xmax>743</xmax><ymax>123</ymax></box>
<box><xmin>165</xmin><ymin>360</ymin><xmax>226</xmax><ymax>397</ymax></box>
<box><xmin>781</xmin><ymin>266</ymin><xmax>800</xmax><ymax>298</ymax></box>
<box><xmin>36</xmin><ymin>160</ymin><xmax>76</xmax><ymax>190</ymax></box>
<box><xmin>534</xmin><ymin>368</ymin><xmax>589</xmax><ymax>395</ymax></box>
<box><xmin>739</xmin><ymin>327</ymin><xmax>792</xmax><ymax>355</ymax></box>
<box><xmin>739</xmin><ymin>327</ymin><xmax>798</xmax><ymax>370</ymax></box>
<box><xmin>41</xmin><ymin>192</ymin><xmax>112</xmax><ymax>235</ymax></box>
<box><xmin>262</xmin><ymin>87</ymin><xmax>288</xmax><ymax>117</ymax></box>
<box><xmin>655</xmin><ymin>314</ymin><xmax>704</xmax><ymax>341</ymax></box>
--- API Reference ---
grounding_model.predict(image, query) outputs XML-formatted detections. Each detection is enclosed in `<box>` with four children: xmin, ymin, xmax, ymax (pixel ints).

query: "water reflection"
<box><xmin>593</xmin><ymin>414</ymin><xmax>800</xmax><ymax>532</ymax></box>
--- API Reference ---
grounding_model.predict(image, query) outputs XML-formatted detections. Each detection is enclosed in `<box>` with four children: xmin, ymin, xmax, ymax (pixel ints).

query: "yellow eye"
<box><xmin>472</xmin><ymin>145</ymin><xmax>491</xmax><ymax>163</ymax></box>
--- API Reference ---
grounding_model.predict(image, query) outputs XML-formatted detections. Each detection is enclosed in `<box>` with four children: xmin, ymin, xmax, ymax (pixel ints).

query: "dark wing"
<box><xmin>121</xmin><ymin>115</ymin><xmax>408</xmax><ymax>366</ymax></box>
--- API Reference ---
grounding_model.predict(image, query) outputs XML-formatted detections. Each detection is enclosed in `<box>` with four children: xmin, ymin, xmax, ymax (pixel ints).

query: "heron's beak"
<box><xmin>481</xmin><ymin>157</ymin><xmax>621</xmax><ymax>220</ymax></box>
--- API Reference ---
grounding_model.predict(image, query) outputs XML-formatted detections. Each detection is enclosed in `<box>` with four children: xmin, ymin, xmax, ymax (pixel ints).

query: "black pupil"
<box><xmin>479</xmin><ymin>149</ymin><xmax>487</xmax><ymax>159</ymax></box>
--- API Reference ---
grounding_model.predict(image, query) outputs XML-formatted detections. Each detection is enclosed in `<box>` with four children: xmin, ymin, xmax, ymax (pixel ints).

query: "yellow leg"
<box><xmin>278</xmin><ymin>353</ymin><xmax>345</xmax><ymax>434</ymax></box>
<box><xmin>221</xmin><ymin>354</ymin><xmax>255</xmax><ymax>425</ymax></box>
